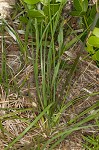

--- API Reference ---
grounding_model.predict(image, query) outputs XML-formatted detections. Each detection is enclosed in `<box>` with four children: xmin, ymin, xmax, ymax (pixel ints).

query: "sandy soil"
<box><xmin>0</xmin><ymin>0</ymin><xmax>15</xmax><ymax>18</ymax></box>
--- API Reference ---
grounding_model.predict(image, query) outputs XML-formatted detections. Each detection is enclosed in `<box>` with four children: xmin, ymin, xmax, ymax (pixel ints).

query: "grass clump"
<box><xmin>0</xmin><ymin>0</ymin><xmax>99</xmax><ymax>149</ymax></box>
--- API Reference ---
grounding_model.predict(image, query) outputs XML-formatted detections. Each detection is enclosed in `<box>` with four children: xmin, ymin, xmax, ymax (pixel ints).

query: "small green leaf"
<box><xmin>73</xmin><ymin>0</ymin><xmax>82</xmax><ymax>11</ymax></box>
<box><xmin>93</xmin><ymin>27</ymin><xmax>99</xmax><ymax>38</ymax></box>
<box><xmin>87</xmin><ymin>5</ymin><xmax>96</xmax><ymax>26</ymax></box>
<box><xmin>88</xmin><ymin>36</ymin><xmax>99</xmax><ymax>48</ymax></box>
<box><xmin>94</xmin><ymin>50</ymin><xmax>99</xmax><ymax>61</ymax></box>
<box><xmin>28</xmin><ymin>9</ymin><xmax>45</xmax><ymax>18</ymax></box>
<box><xmin>19</xmin><ymin>16</ymin><xmax>28</xmax><ymax>24</ymax></box>
<box><xmin>40</xmin><ymin>0</ymin><xmax>50</xmax><ymax>5</ymax></box>
<box><xmin>24</xmin><ymin>0</ymin><xmax>40</xmax><ymax>4</ymax></box>
<box><xmin>86</xmin><ymin>44</ymin><xmax>95</xmax><ymax>54</ymax></box>
<box><xmin>82</xmin><ymin>0</ymin><xmax>88</xmax><ymax>12</ymax></box>
<box><xmin>43</xmin><ymin>4</ymin><xmax>60</xmax><ymax>16</ymax></box>
<box><xmin>27</xmin><ymin>4</ymin><xmax>35</xmax><ymax>9</ymax></box>
<box><xmin>92</xmin><ymin>53</ymin><xmax>97</xmax><ymax>61</ymax></box>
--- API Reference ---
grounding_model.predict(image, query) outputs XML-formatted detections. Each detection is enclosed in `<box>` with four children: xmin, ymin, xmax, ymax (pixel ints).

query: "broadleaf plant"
<box><xmin>72</xmin><ymin>0</ymin><xmax>99</xmax><ymax>66</ymax></box>
<box><xmin>23</xmin><ymin>0</ymin><xmax>63</xmax><ymax>22</ymax></box>
<box><xmin>86</xmin><ymin>27</ymin><xmax>99</xmax><ymax>62</ymax></box>
<box><xmin>71</xmin><ymin>0</ymin><xmax>88</xmax><ymax>16</ymax></box>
